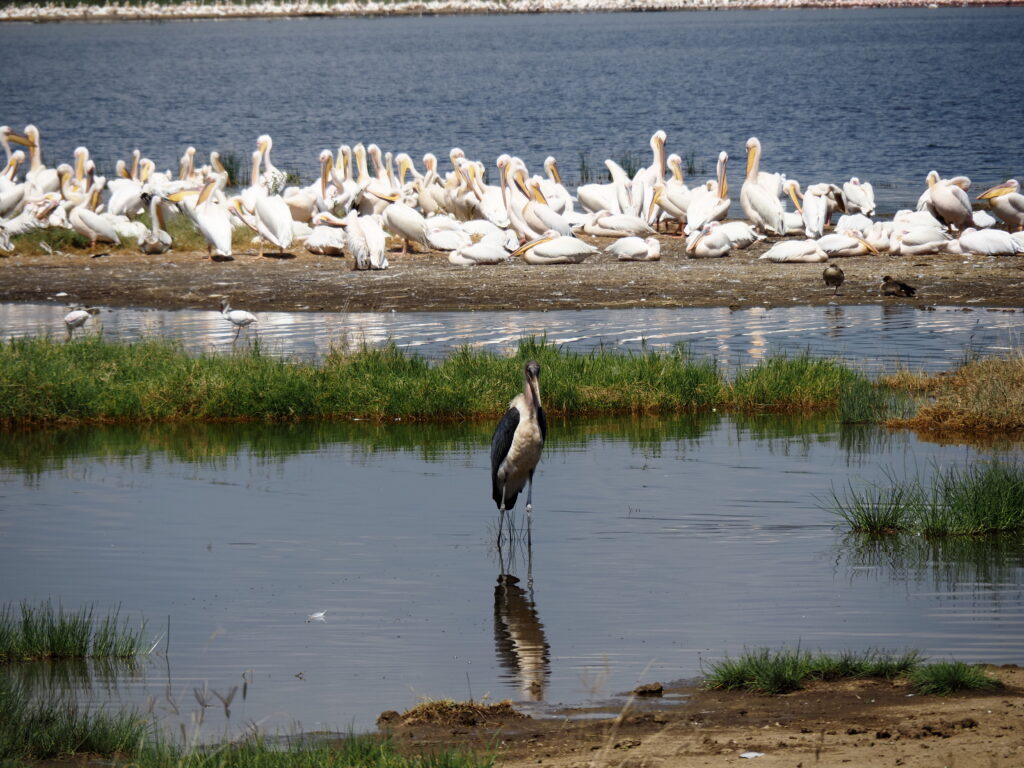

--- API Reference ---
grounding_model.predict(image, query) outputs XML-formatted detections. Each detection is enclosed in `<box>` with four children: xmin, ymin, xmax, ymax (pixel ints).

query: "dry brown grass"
<box><xmin>889</xmin><ymin>354</ymin><xmax>1024</xmax><ymax>434</ymax></box>
<box><xmin>381</xmin><ymin>699</ymin><xmax>526</xmax><ymax>728</ymax></box>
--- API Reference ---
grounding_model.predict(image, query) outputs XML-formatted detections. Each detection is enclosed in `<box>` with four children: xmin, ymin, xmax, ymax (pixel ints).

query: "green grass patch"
<box><xmin>0</xmin><ymin>337</ymin><xmax>909</xmax><ymax>428</ymax></box>
<box><xmin>830</xmin><ymin>461</ymin><xmax>1024</xmax><ymax>536</ymax></box>
<box><xmin>908</xmin><ymin>661</ymin><xmax>1002</xmax><ymax>696</ymax></box>
<box><xmin>0</xmin><ymin>601</ymin><xmax>148</xmax><ymax>664</ymax></box>
<box><xmin>0</xmin><ymin>677</ymin><xmax>147</xmax><ymax>763</ymax></box>
<box><xmin>703</xmin><ymin>648</ymin><xmax>922</xmax><ymax>695</ymax></box>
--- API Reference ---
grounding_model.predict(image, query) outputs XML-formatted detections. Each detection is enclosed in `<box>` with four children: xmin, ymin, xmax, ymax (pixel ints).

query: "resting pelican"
<box><xmin>232</xmin><ymin>193</ymin><xmax>294</xmax><ymax>257</ymax></box>
<box><xmin>888</xmin><ymin>226</ymin><xmax>950</xmax><ymax>256</ymax></box>
<box><xmin>741</xmin><ymin>138</ymin><xmax>785</xmax><ymax>235</ymax></box>
<box><xmin>927</xmin><ymin>174</ymin><xmax>973</xmax><ymax>231</ymax></box>
<box><xmin>717</xmin><ymin>221</ymin><xmax>764</xmax><ymax>249</ymax></box>
<box><xmin>684</xmin><ymin>152</ymin><xmax>729</xmax><ymax>234</ymax></box>
<box><xmin>686</xmin><ymin>221</ymin><xmax>732</xmax><ymax>258</ymax></box>
<box><xmin>63</xmin><ymin>306</ymin><xmax>100</xmax><ymax>339</ymax></box>
<box><xmin>816</xmin><ymin>233</ymin><xmax>879</xmax><ymax>258</ymax></box>
<box><xmin>219</xmin><ymin>299</ymin><xmax>257</xmax><ymax>341</ymax></box>
<box><xmin>785</xmin><ymin>180</ymin><xmax>829</xmax><ymax>239</ymax></box>
<box><xmin>70</xmin><ymin>184</ymin><xmax>120</xmax><ymax>253</ymax></box>
<box><xmin>381</xmin><ymin>201</ymin><xmax>428</xmax><ymax>254</ymax></box>
<box><xmin>955</xmin><ymin>227</ymin><xmax>1024</xmax><ymax>256</ymax></box>
<box><xmin>512</xmin><ymin>231</ymin><xmax>596</xmax><ymax>264</ymax></box>
<box><xmin>579</xmin><ymin>210</ymin><xmax>654</xmax><ymax>238</ymax></box>
<box><xmin>167</xmin><ymin>181</ymin><xmax>234</xmax><ymax>259</ymax></box>
<box><xmin>491</xmin><ymin>360</ymin><xmax>546</xmax><ymax>545</ymax></box>
<box><xmin>606</xmin><ymin>236</ymin><xmax>660</xmax><ymax>261</ymax></box>
<box><xmin>823</xmin><ymin>264</ymin><xmax>845</xmax><ymax>295</ymax></box>
<box><xmin>834</xmin><ymin>213</ymin><xmax>874</xmax><ymax>234</ymax></box>
<box><xmin>282</xmin><ymin>150</ymin><xmax>332</xmax><ymax>223</ymax></box>
<box><xmin>842</xmin><ymin>177</ymin><xmax>876</xmax><ymax>216</ymax></box>
<box><xmin>648</xmin><ymin>181</ymin><xmax>689</xmax><ymax>235</ymax></box>
<box><xmin>343</xmin><ymin>210</ymin><xmax>388</xmax><ymax>270</ymax></box>
<box><xmin>977</xmin><ymin>180</ymin><xmax>1024</xmax><ymax>230</ymax></box>
<box><xmin>448</xmin><ymin>240</ymin><xmax>511</xmax><ymax>265</ymax></box>
<box><xmin>305</xmin><ymin>211</ymin><xmax>348</xmax><ymax>256</ymax></box>
<box><xmin>759</xmin><ymin>239</ymin><xmax>828</xmax><ymax>263</ymax></box>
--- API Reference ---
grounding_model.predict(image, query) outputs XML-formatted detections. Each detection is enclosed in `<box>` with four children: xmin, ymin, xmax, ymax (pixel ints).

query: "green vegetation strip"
<box><xmin>830</xmin><ymin>461</ymin><xmax>1024</xmax><ymax>536</ymax></box>
<box><xmin>0</xmin><ymin>601</ymin><xmax>148</xmax><ymax>664</ymax></box>
<box><xmin>704</xmin><ymin>648</ymin><xmax>1000</xmax><ymax>696</ymax></box>
<box><xmin>0</xmin><ymin>337</ymin><xmax>895</xmax><ymax>427</ymax></box>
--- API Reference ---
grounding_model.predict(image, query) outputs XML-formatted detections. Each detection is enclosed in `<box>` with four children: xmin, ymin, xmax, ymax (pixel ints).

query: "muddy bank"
<box><xmin>2</xmin><ymin>232</ymin><xmax>1022</xmax><ymax>314</ymax></box>
<box><xmin>382</xmin><ymin>665</ymin><xmax>1024</xmax><ymax>767</ymax></box>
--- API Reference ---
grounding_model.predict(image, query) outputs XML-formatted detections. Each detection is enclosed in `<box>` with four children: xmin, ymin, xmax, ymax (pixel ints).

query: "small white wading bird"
<box><xmin>219</xmin><ymin>299</ymin><xmax>256</xmax><ymax>341</ymax></box>
<box><xmin>305</xmin><ymin>611</ymin><xmax>327</xmax><ymax>623</ymax></box>
<box><xmin>63</xmin><ymin>306</ymin><xmax>100</xmax><ymax>339</ymax></box>
<box><xmin>491</xmin><ymin>360</ymin><xmax>547</xmax><ymax>546</ymax></box>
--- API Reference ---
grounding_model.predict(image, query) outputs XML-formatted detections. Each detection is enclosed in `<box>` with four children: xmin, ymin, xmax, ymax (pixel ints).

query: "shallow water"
<box><xmin>1</xmin><ymin>8</ymin><xmax>1022</xmax><ymax>211</ymax></box>
<box><xmin>3</xmin><ymin>301</ymin><xmax>1024</xmax><ymax>373</ymax></box>
<box><xmin>1</xmin><ymin>417</ymin><xmax>1022</xmax><ymax>735</ymax></box>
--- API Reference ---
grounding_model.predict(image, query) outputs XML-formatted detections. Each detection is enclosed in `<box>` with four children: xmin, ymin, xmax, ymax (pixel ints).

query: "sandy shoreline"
<box><xmin>2</xmin><ymin>230</ymin><xmax>1022</xmax><ymax>314</ymax></box>
<box><xmin>0</xmin><ymin>0</ymin><xmax>1013</xmax><ymax>24</ymax></box>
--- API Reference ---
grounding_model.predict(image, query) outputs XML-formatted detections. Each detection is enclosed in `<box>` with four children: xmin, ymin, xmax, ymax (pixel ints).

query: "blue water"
<box><xmin>2</xmin><ymin>8</ymin><xmax>1023</xmax><ymax>211</ymax></box>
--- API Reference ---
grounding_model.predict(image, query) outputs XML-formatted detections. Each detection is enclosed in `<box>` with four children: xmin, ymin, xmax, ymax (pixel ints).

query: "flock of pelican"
<box><xmin>2</xmin><ymin>124</ymin><xmax>1023</xmax><ymax>277</ymax></box>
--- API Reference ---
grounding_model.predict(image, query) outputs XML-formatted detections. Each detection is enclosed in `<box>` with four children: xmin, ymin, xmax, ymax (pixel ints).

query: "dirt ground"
<box><xmin>2</xmin><ymin>231</ymin><xmax>1024</xmax><ymax>313</ymax></box>
<box><xmin>383</xmin><ymin>665</ymin><xmax>1024</xmax><ymax>768</ymax></box>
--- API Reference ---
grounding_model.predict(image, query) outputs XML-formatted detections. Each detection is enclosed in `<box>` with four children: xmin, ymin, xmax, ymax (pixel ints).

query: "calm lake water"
<box><xmin>2</xmin><ymin>8</ymin><xmax>1023</xmax><ymax>212</ymax></box>
<box><xmin>1</xmin><ymin>417</ymin><xmax>1022</xmax><ymax>736</ymax></box>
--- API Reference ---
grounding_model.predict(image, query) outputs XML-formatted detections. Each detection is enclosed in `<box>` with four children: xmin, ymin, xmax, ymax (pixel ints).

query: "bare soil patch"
<box><xmin>383</xmin><ymin>665</ymin><xmax>1024</xmax><ymax>768</ymax></box>
<box><xmin>2</xmin><ymin>232</ymin><xmax>1023</xmax><ymax>313</ymax></box>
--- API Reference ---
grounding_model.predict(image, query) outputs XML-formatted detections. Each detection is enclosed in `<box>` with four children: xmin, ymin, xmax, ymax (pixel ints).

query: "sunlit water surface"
<box><xmin>1</xmin><ymin>417</ymin><xmax>1022</xmax><ymax>736</ymax></box>
<box><xmin>1</xmin><ymin>9</ymin><xmax>1023</xmax><ymax>212</ymax></box>
<box><xmin>3</xmin><ymin>302</ymin><xmax>1024</xmax><ymax>373</ymax></box>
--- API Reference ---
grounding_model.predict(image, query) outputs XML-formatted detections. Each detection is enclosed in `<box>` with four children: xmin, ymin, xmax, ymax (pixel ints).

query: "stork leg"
<box><xmin>497</xmin><ymin>501</ymin><xmax>507</xmax><ymax>547</ymax></box>
<box><xmin>525</xmin><ymin>475</ymin><xmax>534</xmax><ymax>549</ymax></box>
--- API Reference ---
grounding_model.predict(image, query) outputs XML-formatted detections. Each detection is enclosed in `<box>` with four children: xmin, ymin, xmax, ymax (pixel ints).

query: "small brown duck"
<box><xmin>822</xmin><ymin>264</ymin><xmax>845</xmax><ymax>295</ymax></box>
<box><xmin>880</xmin><ymin>275</ymin><xmax>917</xmax><ymax>297</ymax></box>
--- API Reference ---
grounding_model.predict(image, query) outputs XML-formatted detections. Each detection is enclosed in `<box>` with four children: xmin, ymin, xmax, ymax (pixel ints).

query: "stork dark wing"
<box><xmin>491</xmin><ymin>407</ymin><xmax>520</xmax><ymax>507</ymax></box>
<box><xmin>537</xmin><ymin>405</ymin><xmax>547</xmax><ymax>444</ymax></box>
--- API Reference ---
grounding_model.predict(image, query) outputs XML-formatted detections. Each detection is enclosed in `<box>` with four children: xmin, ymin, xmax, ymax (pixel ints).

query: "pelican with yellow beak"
<box><xmin>978</xmin><ymin>179</ymin><xmax>1024</xmax><ymax>231</ymax></box>
<box><xmin>684</xmin><ymin>152</ymin><xmax>730</xmax><ymax>235</ymax></box>
<box><xmin>740</xmin><ymin>137</ymin><xmax>785</xmax><ymax>235</ymax></box>
<box><xmin>686</xmin><ymin>221</ymin><xmax>732</xmax><ymax>258</ymax></box>
<box><xmin>69</xmin><ymin>183</ymin><xmax>120</xmax><ymax>253</ymax></box>
<box><xmin>6</xmin><ymin>125</ymin><xmax>59</xmax><ymax>195</ymax></box>
<box><xmin>512</xmin><ymin>230</ymin><xmax>596</xmax><ymax>265</ymax></box>
<box><xmin>167</xmin><ymin>181</ymin><xmax>233</xmax><ymax>259</ymax></box>
<box><xmin>816</xmin><ymin>232</ymin><xmax>880</xmax><ymax>258</ymax></box>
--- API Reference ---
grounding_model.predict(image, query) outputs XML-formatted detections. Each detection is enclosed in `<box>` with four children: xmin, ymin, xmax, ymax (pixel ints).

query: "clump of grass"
<box><xmin>831</xmin><ymin>461</ymin><xmax>1024</xmax><ymax>536</ymax></box>
<box><xmin>385</xmin><ymin>698</ymin><xmax>525</xmax><ymax>728</ymax></box>
<box><xmin>704</xmin><ymin>648</ymin><xmax>921</xmax><ymax>695</ymax></box>
<box><xmin>890</xmin><ymin>353</ymin><xmax>1024</xmax><ymax>434</ymax></box>
<box><xmin>0</xmin><ymin>677</ymin><xmax>147</xmax><ymax>762</ymax></box>
<box><xmin>0</xmin><ymin>600</ymin><xmax>147</xmax><ymax>663</ymax></box>
<box><xmin>909</xmin><ymin>661</ymin><xmax>1002</xmax><ymax>695</ymax></box>
<box><xmin>731</xmin><ymin>355</ymin><xmax>868</xmax><ymax>413</ymax></box>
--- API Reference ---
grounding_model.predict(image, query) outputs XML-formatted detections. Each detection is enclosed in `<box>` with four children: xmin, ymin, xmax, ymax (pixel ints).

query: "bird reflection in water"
<box><xmin>824</xmin><ymin>305</ymin><xmax>845</xmax><ymax>338</ymax></box>
<box><xmin>494</xmin><ymin>536</ymin><xmax>550</xmax><ymax>702</ymax></box>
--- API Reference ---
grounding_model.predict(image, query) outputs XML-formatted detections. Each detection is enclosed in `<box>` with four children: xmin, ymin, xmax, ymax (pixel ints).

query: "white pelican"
<box><xmin>888</xmin><ymin>226</ymin><xmax>950</xmax><ymax>256</ymax></box>
<box><xmin>606</xmin><ymin>236</ymin><xmax>660</xmax><ymax>261</ymax></box>
<box><xmin>0</xmin><ymin>192</ymin><xmax>61</xmax><ymax>242</ymax></box>
<box><xmin>759</xmin><ymin>239</ymin><xmax>828</xmax><ymax>263</ymax></box>
<box><xmin>816</xmin><ymin>233</ymin><xmax>879</xmax><ymax>258</ymax></box>
<box><xmin>491</xmin><ymin>359</ymin><xmax>546</xmax><ymax>545</ymax></box>
<box><xmin>512</xmin><ymin>231</ymin><xmax>596</xmax><ymax>264</ymax></box>
<box><xmin>305</xmin><ymin>211</ymin><xmax>348</xmax><ymax>256</ymax></box>
<box><xmin>283</xmin><ymin>150</ymin><xmax>332</xmax><ymax>223</ymax></box>
<box><xmin>63</xmin><ymin>306</ymin><xmax>100</xmax><ymax>339</ymax></box>
<box><xmin>167</xmin><ymin>181</ymin><xmax>234</xmax><ymax>259</ymax></box>
<box><xmin>381</xmin><ymin>201</ymin><xmax>428</xmax><ymax>254</ymax></box>
<box><xmin>717</xmin><ymin>221</ymin><xmax>765</xmax><ymax>249</ymax></box>
<box><xmin>139</xmin><ymin>192</ymin><xmax>172</xmax><ymax>254</ymax></box>
<box><xmin>785</xmin><ymin>180</ymin><xmax>829</xmax><ymax>239</ymax></box>
<box><xmin>6</xmin><ymin>125</ymin><xmax>59</xmax><ymax>195</ymax></box>
<box><xmin>834</xmin><ymin>213</ymin><xmax>874</xmax><ymax>234</ymax></box>
<box><xmin>648</xmin><ymin>180</ymin><xmax>689</xmax><ymax>235</ymax></box>
<box><xmin>257</xmin><ymin>134</ymin><xmax>287</xmax><ymax>193</ymax></box>
<box><xmin>232</xmin><ymin>193</ymin><xmax>294</xmax><ymax>257</ymax></box>
<box><xmin>927</xmin><ymin>174</ymin><xmax>973</xmax><ymax>230</ymax></box>
<box><xmin>343</xmin><ymin>210</ymin><xmax>388</xmax><ymax>270</ymax></box>
<box><xmin>740</xmin><ymin>138</ymin><xmax>785</xmax><ymax>235</ymax></box>
<box><xmin>686</xmin><ymin>221</ymin><xmax>732</xmax><ymax>258</ymax></box>
<box><xmin>219</xmin><ymin>300</ymin><xmax>257</xmax><ymax>341</ymax></box>
<box><xmin>823</xmin><ymin>264</ymin><xmax>844</xmax><ymax>295</ymax></box>
<box><xmin>538</xmin><ymin>156</ymin><xmax>574</xmax><ymax>215</ymax></box>
<box><xmin>977</xmin><ymin>180</ymin><xmax>1024</xmax><ymax>231</ymax></box>
<box><xmin>684</xmin><ymin>152</ymin><xmax>729</xmax><ymax>234</ymax></box>
<box><xmin>518</xmin><ymin>175</ymin><xmax>574</xmax><ymax>237</ymax></box>
<box><xmin>70</xmin><ymin>185</ymin><xmax>120</xmax><ymax>253</ymax></box>
<box><xmin>579</xmin><ymin>210</ymin><xmax>654</xmax><ymax>238</ymax></box>
<box><xmin>448</xmin><ymin>240</ymin><xmax>511</xmax><ymax>266</ymax></box>
<box><xmin>955</xmin><ymin>228</ymin><xmax>1024</xmax><ymax>256</ymax></box>
<box><xmin>842</xmin><ymin>177</ymin><xmax>876</xmax><ymax>216</ymax></box>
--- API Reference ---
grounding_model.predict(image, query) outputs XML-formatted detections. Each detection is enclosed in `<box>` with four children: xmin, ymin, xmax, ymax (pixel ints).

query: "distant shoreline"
<box><xmin>0</xmin><ymin>0</ymin><xmax>1015</xmax><ymax>24</ymax></box>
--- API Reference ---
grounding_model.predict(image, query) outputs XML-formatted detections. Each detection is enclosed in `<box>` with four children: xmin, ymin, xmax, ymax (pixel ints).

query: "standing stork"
<box><xmin>219</xmin><ymin>300</ymin><xmax>257</xmax><ymax>342</ymax></box>
<box><xmin>491</xmin><ymin>360</ymin><xmax>547</xmax><ymax>546</ymax></box>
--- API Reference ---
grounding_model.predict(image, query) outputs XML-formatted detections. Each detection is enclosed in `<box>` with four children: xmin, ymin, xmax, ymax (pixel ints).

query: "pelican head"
<box><xmin>925</xmin><ymin>170</ymin><xmax>940</xmax><ymax>188</ymax></box>
<box><xmin>978</xmin><ymin>179</ymin><xmax>1019</xmax><ymax>200</ymax></box>
<box><xmin>784</xmin><ymin>179</ymin><xmax>803</xmax><ymax>213</ymax></box>
<box><xmin>717</xmin><ymin>151</ymin><xmax>729</xmax><ymax>199</ymax></box>
<box><xmin>744</xmin><ymin>137</ymin><xmax>761</xmax><ymax>180</ymax></box>
<box><xmin>667</xmin><ymin>153</ymin><xmax>684</xmax><ymax>182</ymax></box>
<box><xmin>543</xmin><ymin>156</ymin><xmax>561</xmax><ymax>185</ymax></box>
